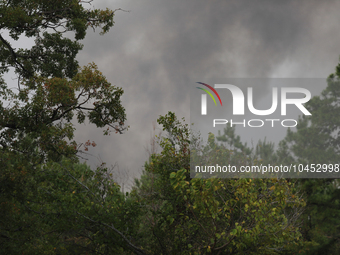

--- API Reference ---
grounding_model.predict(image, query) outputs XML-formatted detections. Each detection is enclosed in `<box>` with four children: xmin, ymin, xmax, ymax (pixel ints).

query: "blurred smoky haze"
<box><xmin>9</xmin><ymin>0</ymin><xmax>337</xmax><ymax>184</ymax></box>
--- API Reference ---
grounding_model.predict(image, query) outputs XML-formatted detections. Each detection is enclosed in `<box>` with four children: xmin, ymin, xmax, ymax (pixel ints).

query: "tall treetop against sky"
<box><xmin>3</xmin><ymin>0</ymin><xmax>340</xmax><ymax>182</ymax></box>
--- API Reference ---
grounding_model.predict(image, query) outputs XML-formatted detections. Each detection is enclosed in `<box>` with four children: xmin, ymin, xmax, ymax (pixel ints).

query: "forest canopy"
<box><xmin>0</xmin><ymin>0</ymin><xmax>340</xmax><ymax>254</ymax></box>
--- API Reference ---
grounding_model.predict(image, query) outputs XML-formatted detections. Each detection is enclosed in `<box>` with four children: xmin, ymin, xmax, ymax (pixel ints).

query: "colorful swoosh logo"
<box><xmin>196</xmin><ymin>82</ymin><xmax>223</xmax><ymax>106</ymax></box>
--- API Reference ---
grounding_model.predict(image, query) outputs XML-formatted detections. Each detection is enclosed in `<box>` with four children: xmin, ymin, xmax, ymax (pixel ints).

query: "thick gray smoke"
<box><xmin>72</xmin><ymin>0</ymin><xmax>340</xmax><ymax>187</ymax></box>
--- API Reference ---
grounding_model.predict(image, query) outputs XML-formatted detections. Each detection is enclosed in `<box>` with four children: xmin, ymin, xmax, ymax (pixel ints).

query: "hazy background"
<box><xmin>56</xmin><ymin>0</ymin><xmax>340</xmax><ymax>188</ymax></box>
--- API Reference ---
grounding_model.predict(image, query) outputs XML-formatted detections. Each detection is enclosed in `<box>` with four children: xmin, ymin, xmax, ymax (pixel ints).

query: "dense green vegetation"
<box><xmin>278</xmin><ymin>65</ymin><xmax>340</xmax><ymax>254</ymax></box>
<box><xmin>131</xmin><ymin>113</ymin><xmax>305</xmax><ymax>254</ymax></box>
<box><xmin>1</xmin><ymin>0</ymin><xmax>340</xmax><ymax>254</ymax></box>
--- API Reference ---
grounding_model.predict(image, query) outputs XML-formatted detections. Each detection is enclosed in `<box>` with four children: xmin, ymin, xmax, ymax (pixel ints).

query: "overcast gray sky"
<box><xmin>68</xmin><ymin>0</ymin><xmax>340</xmax><ymax>187</ymax></box>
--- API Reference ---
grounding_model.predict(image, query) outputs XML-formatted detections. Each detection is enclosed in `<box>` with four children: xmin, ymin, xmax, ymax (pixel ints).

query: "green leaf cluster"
<box><xmin>130</xmin><ymin>112</ymin><xmax>306</xmax><ymax>254</ymax></box>
<box><xmin>0</xmin><ymin>1</ymin><xmax>134</xmax><ymax>253</ymax></box>
<box><xmin>276</xmin><ymin>60</ymin><xmax>340</xmax><ymax>255</ymax></box>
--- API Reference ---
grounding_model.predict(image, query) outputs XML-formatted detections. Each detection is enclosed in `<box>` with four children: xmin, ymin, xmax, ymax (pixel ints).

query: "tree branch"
<box><xmin>76</xmin><ymin>212</ymin><xmax>147</xmax><ymax>255</ymax></box>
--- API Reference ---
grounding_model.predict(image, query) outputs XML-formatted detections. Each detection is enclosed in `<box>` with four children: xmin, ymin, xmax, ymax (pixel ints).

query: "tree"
<box><xmin>277</xmin><ymin>60</ymin><xmax>340</xmax><ymax>254</ymax></box>
<box><xmin>213</xmin><ymin>59</ymin><xmax>340</xmax><ymax>254</ymax></box>
<box><xmin>131</xmin><ymin>112</ymin><xmax>306</xmax><ymax>254</ymax></box>
<box><xmin>1</xmin><ymin>157</ymin><xmax>145</xmax><ymax>254</ymax></box>
<box><xmin>0</xmin><ymin>1</ymin><xmax>134</xmax><ymax>253</ymax></box>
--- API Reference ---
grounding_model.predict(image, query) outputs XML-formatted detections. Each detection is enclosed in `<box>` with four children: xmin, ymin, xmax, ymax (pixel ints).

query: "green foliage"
<box><xmin>278</xmin><ymin>60</ymin><xmax>340</xmax><ymax>254</ymax></box>
<box><xmin>0</xmin><ymin>0</ymin><xmax>115</xmax><ymax>78</ymax></box>
<box><xmin>131</xmin><ymin>112</ymin><xmax>306</xmax><ymax>254</ymax></box>
<box><xmin>0</xmin><ymin>1</ymin><xmax>136</xmax><ymax>253</ymax></box>
<box><xmin>1</xmin><ymin>157</ymin><xmax>143</xmax><ymax>254</ymax></box>
<box><xmin>3</xmin><ymin>1</ymin><xmax>340</xmax><ymax>254</ymax></box>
